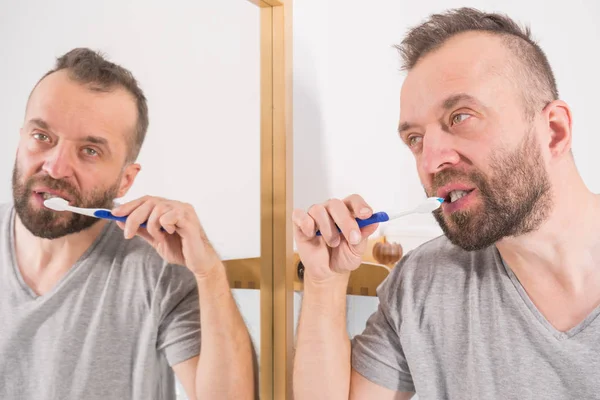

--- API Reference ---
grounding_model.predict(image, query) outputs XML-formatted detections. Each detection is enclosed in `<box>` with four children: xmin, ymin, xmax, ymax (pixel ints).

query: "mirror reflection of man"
<box><xmin>0</xmin><ymin>48</ymin><xmax>253</xmax><ymax>400</ymax></box>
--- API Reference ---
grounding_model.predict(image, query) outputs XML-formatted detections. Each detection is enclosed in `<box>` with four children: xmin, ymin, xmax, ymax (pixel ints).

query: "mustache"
<box><xmin>25</xmin><ymin>175</ymin><xmax>80</xmax><ymax>201</ymax></box>
<box><xmin>426</xmin><ymin>168</ymin><xmax>495</xmax><ymax>203</ymax></box>
<box><xmin>428</xmin><ymin>169</ymin><xmax>480</xmax><ymax>194</ymax></box>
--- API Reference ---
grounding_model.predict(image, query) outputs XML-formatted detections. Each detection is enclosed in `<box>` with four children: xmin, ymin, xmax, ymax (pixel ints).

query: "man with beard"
<box><xmin>0</xmin><ymin>48</ymin><xmax>253</xmax><ymax>400</ymax></box>
<box><xmin>293</xmin><ymin>8</ymin><xmax>600</xmax><ymax>400</ymax></box>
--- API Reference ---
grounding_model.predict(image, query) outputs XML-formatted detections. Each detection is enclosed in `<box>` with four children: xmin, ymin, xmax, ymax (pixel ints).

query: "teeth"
<box><xmin>449</xmin><ymin>190</ymin><xmax>469</xmax><ymax>203</ymax></box>
<box><xmin>41</xmin><ymin>192</ymin><xmax>59</xmax><ymax>200</ymax></box>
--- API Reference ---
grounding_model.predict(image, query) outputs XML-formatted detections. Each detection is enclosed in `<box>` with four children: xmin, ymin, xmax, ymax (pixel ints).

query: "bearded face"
<box><xmin>427</xmin><ymin>133</ymin><xmax>553</xmax><ymax>251</ymax></box>
<box><xmin>12</xmin><ymin>161</ymin><xmax>120</xmax><ymax>239</ymax></box>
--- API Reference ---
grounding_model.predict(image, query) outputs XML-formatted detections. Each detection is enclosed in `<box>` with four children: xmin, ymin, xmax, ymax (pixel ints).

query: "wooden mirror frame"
<box><xmin>223</xmin><ymin>1</ymin><xmax>293</xmax><ymax>398</ymax></box>
<box><xmin>223</xmin><ymin>4</ymin><xmax>393</xmax><ymax>397</ymax></box>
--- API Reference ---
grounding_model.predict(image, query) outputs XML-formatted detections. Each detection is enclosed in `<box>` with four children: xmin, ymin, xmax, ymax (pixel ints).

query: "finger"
<box><xmin>292</xmin><ymin>208</ymin><xmax>316</xmax><ymax>239</ymax></box>
<box><xmin>146</xmin><ymin>202</ymin><xmax>171</xmax><ymax>241</ymax></box>
<box><xmin>123</xmin><ymin>199</ymin><xmax>156</xmax><ymax>239</ymax></box>
<box><xmin>307</xmin><ymin>203</ymin><xmax>340</xmax><ymax>247</ymax></box>
<box><xmin>292</xmin><ymin>216</ymin><xmax>309</xmax><ymax>244</ymax></box>
<box><xmin>159</xmin><ymin>203</ymin><xmax>206</xmax><ymax>239</ymax></box>
<box><xmin>326</xmin><ymin>198</ymin><xmax>362</xmax><ymax>246</ymax></box>
<box><xmin>112</xmin><ymin>195</ymin><xmax>162</xmax><ymax>217</ymax></box>
<box><xmin>116</xmin><ymin>221</ymin><xmax>126</xmax><ymax>230</ymax></box>
<box><xmin>158</xmin><ymin>208</ymin><xmax>181</xmax><ymax>235</ymax></box>
<box><xmin>343</xmin><ymin>194</ymin><xmax>373</xmax><ymax>219</ymax></box>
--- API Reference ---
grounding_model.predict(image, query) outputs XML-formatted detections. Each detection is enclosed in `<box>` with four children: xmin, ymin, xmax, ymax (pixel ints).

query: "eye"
<box><xmin>83</xmin><ymin>147</ymin><xmax>99</xmax><ymax>157</ymax></box>
<box><xmin>407</xmin><ymin>135</ymin><xmax>423</xmax><ymax>147</ymax></box>
<box><xmin>451</xmin><ymin>113</ymin><xmax>471</xmax><ymax>125</ymax></box>
<box><xmin>32</xmin><ymin>132</ymin><xmax>50</xmax><ymax>142</ymax></box>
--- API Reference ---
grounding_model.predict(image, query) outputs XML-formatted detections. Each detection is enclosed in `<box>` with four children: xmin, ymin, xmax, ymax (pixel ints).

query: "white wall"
<box><xmin>293</xmin><ymin>0</ymin><xmax>600</xmax><ymax>229</ymax></box>
<box><xmin>293</xmin><ymin>0</ymin><xmax>600</xmax><ymax>396</ymax></box>
<box><xmin>0</xmin><ymin>0</ymin><xmax>261</xmax><ymax>260</ymax></box>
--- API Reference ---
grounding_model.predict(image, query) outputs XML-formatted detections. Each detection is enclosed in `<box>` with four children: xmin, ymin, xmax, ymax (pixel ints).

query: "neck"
<box><xmin>14</xmin><ymin>214</ymin><xmax>107</xmax><ymax>275</ymax></box>
<box><xmin>496</xmin><ymin>169</ymin><xmax>600</xmax><ymax>293</ymax></box>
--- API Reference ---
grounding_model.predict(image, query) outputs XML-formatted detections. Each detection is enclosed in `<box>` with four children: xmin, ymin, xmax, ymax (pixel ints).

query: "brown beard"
<box><xmin>12</xmin><ymin>161</ymin><xmax>121</xmax><ymax>239</ymax></box>
<box><xmin>427</xmin><ymin>132</ymin><xmax>553</xmax><ymax>251</ymax></box>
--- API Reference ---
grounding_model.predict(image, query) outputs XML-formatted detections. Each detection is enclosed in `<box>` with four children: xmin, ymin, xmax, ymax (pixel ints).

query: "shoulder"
<box><xmin>377</xmin><ymin>235</ymin><xmax>500</xmax><ymax>308</ymax></box>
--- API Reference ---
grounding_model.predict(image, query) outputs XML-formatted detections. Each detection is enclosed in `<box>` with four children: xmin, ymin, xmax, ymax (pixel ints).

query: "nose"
<box><xmin>42</xmin><ymin>144</ymin><xmax>75</xmax><ymax>180</ymax></box>
<box><xmin>420</xmin><ymin>128</ymin><xmax>461</xmax><ymax>175</ymax></box>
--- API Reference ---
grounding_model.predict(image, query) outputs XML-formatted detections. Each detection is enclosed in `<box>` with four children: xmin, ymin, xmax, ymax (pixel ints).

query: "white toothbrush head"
<box><xmin>385</xmin><ymin>197</ymin><xmax>444</xmax><ymax>220</ymax></box>
<box><xmin>43</xmin><ymin>197</ymin><xmax>70</xmax><ymax>211</ymax></box>
<box><xmin>413</xmin><ymin>197</ymin><xmax>444</xmax><ymax>213</ymax></box>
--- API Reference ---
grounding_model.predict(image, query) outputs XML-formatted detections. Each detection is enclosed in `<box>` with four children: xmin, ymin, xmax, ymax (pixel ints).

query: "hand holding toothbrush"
<box><xmin>293</xmin><ymin>194</ymin><xmax>443</xmax><ymax>284</ymax></box>
<box><xmin>111</xmin><ymin>196</ymin><xmax>221</xmax><ymax>278</ymax></box>
<box><xmin>42</xmin><ymin>195</ymin><xmax>220</xmax><ymax>276</ymax></box>
<box><xmin>292</xmin><ymin>194</ymin><xmax>381</xmax><ymax>284</ymax></box>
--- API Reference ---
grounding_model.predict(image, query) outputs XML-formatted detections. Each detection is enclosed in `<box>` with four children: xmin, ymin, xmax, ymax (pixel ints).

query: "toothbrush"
<box><xmin>43</xmin><ymin>197</ymin><xmax>165</xmax><ymax>231</ymax></box>
<box><xmin>315</xmin><ymin>197</ymin><xmax>444</xmax><ymax>236</ymax></box>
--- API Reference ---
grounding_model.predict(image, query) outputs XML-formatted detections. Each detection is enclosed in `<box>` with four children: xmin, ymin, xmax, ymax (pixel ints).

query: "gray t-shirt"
<box><xmin>352</xmin><ymin>235</ymin><xmax>600</xmax><ymax>399</ymax></box>
<box><xmin>0</xmin><ymin>203</ymin><xmax>201</xmax><ymax>399</ymax></box>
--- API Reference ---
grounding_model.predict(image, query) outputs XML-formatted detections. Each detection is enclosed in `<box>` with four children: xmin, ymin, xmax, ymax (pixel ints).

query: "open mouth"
<box><xmin>34</xmin><ymin>191</ymin><xmax>60</xmax><ymax>200</ymax></box>
<box><xmin>33</xmin><ymin>191</ymin><xmax>71</xmax><ymax>204</ymax></box>
<box><xmin>445</xmin><ymin>189</ymin><xmax>475</xmax><ymax>204</ymax></box>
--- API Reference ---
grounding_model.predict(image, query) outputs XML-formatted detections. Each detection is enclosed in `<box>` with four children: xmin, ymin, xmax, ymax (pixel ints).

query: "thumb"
<box><xmin>360</xmin><ymin>223</ymin><xmax>379</xmax><ymax>239</ymax></box>
<box><xmin>349</xmin><ymin>223</ymin><xmax>379</xmax><ymax>253</ymax></box>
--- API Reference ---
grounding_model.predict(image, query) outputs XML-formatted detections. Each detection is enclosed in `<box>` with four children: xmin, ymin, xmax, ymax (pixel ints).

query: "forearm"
<box><xmin>294</xmin><ymin>274</ymin><xmax>352</xmax><ymax>400</ymax></box>
<box><xmin>194</xmin><ymin>262</ymin><xmax>254</xmax><ymax>400</ymax></box>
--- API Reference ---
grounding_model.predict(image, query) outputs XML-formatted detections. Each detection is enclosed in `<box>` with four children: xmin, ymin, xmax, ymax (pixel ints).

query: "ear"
<box><xmin>116</xmin><ymin>163</ymin><xmax>141</xmax><ymax>198</ymax></box>
<box><xmin>542</xmin><ymin>100</ymin><xmax>572</xmax><ymax>159</ymax></box>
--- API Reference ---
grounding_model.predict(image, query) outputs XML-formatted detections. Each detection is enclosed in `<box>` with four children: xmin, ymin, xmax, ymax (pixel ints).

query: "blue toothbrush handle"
<box><xmin>94</xmin><ymin>210</ymin><xmax>166</xmax><ymax>232</ymax></box>
<box><xmin>315</xmin><ymin>212</ymin><xmax>390</xmax><ymax>236</ymax></box>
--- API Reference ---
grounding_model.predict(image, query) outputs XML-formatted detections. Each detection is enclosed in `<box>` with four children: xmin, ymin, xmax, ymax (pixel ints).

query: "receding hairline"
<box><xmin>25</xmin><ymin>69</ymin><xmax>140</xmax><ymax>153</ymax></box>
<box><xmin>397</xmin><ymin>6</ymin><xmax>559</xmax><ymax>119</ymax></box>
<box><xmin>27</xmin><ymin>48</ymin><xmax>149</xmax><ymax>163</ymax></box>
<box><xmin>28</xmin><ymin>68</ymin><xmax>136</xmax><ymax>106</ymax></box>
<box><xmin>404</xmin><ymin>29</ymin><xmax>555</xmax><ymax>117</ymax></box>
<box><xmin>407</xmin><ymin>31</ymin><xmax>522</xmax><ymax>77</ymax></box>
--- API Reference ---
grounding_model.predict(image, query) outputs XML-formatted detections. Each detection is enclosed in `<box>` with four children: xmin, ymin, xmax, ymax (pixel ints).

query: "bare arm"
<box><xmin>174</xmin><ymin>262</ymin><xmax>254</xmax><ymax>400</ymax></box>
<box><xmin>294</xmin><ymin>275</ymin><xmax>352</xmax><ymax>399</ymax></box>
<box><xmin>293</xmin><ymin>274</ymin><xmax>415</xmax><ymax>400</ymax></box>
<box><xmin>173</xmin><ymin>356</ymin><xmax>199</xmax><ymax>399</ymax></box>
<box><xmin>350</xmin><ymin>370</ymin><xmax>414</xmax><ymax>400</ymax></box>
<box><xmin>112</xmin><ymin>197</ymin><xmax>254</xmax><ymax>400</ymax></box>
<box><xmin>293</xmin><ymin>194</ymin><xmax>409</xmax><ymax>400</ymax></box>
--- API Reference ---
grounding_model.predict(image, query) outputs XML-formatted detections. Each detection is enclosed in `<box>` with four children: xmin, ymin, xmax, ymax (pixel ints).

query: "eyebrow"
<box><xmin>398</xmin><ymin>93</ymin><xmax>481</xmax><ymax>135</ymax></box>
<box><xmin>441</xmin><ymin>93</ymin><xmax>479</xmax><ymax>110</ymax></box>
<box><xmin>28</xmin><ymin>117</ymin><xmax>51</xmax><ymax>130</ymax></box>
<box><xmin>397</xmin><ymin>122</ymin><xmax>416</xmax><ymax>135</ymax></box>
<box><xmin>83</xmin><ymin>136</ymin><xmax>108</xmax><ymax>146</ymax></box>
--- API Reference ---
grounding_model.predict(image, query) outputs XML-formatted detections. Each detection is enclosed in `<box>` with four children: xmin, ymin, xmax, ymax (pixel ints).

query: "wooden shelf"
<box><xmin>224</xmin><ymin>237</ymin><xmax>395</xmax><ymax>297</ymax></box>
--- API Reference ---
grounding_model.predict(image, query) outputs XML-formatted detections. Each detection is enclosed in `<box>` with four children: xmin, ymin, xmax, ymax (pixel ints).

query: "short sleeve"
<box><xmin>155</xmin><ymin>263</ymin><xmax>201</xmax><ymax>367</ymax></box>
<box><xmin>351</xmin><ymin>254</ymin><xmax>415</xmax><ymax>392</ymax></box>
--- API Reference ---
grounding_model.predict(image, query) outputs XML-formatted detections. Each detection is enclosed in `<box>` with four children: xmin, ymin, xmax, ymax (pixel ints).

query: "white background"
<box><xmin>293</xmin><ymin>0</ymin><xmax>600</xmax><ymax>231</ymax></box>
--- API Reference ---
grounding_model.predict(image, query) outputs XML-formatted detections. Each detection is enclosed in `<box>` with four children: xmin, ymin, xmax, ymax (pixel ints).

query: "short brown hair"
<box><xmin>37</xmin><ymin>48</ymin><xmax>148</xmax><ymax>162</ymax></box>
<box><xmin>396</xmin><ymin>7</ymin><xmax>558</xmax><ymax>117</ymax></box>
